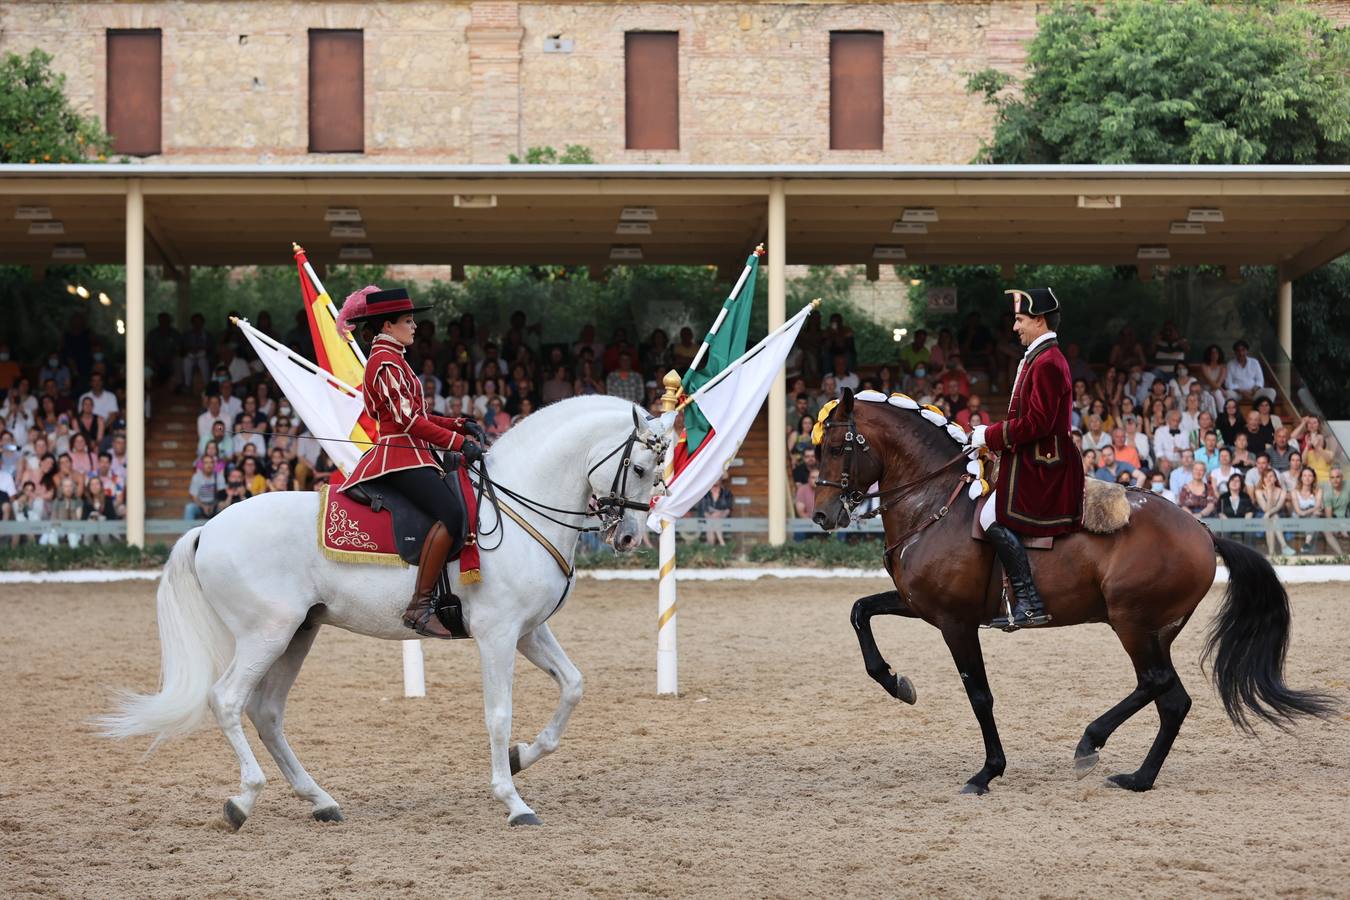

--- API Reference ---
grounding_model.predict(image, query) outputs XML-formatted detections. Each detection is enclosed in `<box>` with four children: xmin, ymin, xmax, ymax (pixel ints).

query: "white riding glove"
<box><xmin>970</xmin><ymin>425</ymin><xmax>988</xmax><ymax>451</ymax></box>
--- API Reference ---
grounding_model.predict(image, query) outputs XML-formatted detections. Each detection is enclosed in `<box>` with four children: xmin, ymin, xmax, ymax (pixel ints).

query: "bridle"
<box><xmin>470</xmin><ymin>409</ymin><xmax>668</xmax><ymax>545</ymax></box>
<box><xmin>816</xmin><ymin>408</ymin><xmax>972</xmax><ymax>522</ymax></box>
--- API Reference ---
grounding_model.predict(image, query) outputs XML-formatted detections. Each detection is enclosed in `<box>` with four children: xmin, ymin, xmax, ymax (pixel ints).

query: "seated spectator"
<box><xmin>1218</xmin><ymin>473</ymin><xmax>1255</xmax><ymax>520</ymax></box>
<box><xmin>899</xmin><ymin>329</ymin><xmax>931</xmax><ymax>375</ymax></box>
<box><xmin>82</xmin><ymin>476</ymin><xmax>119</xmax><ymax>544</ymax></box>
<box><xmin>793</xmin><ymin>448</ymin><xmax>817</xmax><ymax>486</ymax></box>
<box><xmin>11</xmin><ymin>480</ymin><xmax>44</xmax><ymax>546</ymax></box>
<box><xmin>1281</xmin><ymin>451</ymin><xmax>1305</xmax><ymax>495</ymax></box>
<box><xmin>219</xmin><ymin>470</ymin><xmax>251</xmax><ymax>512</ymax></box>
<box><xmin>940</xmin><ymin>354</ymin><xmax>972</xmax><ymax>398</ymax></box>
<box><xmin>1226</xmin><ymin>432</ymin><xmax>1250</xmax><ymax>470</ymax></box>
<box><xmin>1289</xmin><ymin>414</ymin><xmax>1323</xmax><ymax>454</ymax></box>
<box><xmin>33</xmin><ymin>453</ymin><xmax>58</xmax><ymax>504</ymax></box>
<box><xmin>541</xmin><ymin>365</ymin><xmax>573</xmax><ymax>406</ymax></box>
<box><xmin>199</xmin><ymin>420</ymin><xmax>235</xmax><ymax>458</ymax></box>
<box><xmin>573</xmin><ymin>324</ymin><xmax>605</xmax><ymax>369</ymax></box>
<box><xmin>73</xmin><ymin>395</ymin><xmax>105</xmax><ymax>448</ymax></box>
<box><xmin>484</xmin><ymin>397</ymin><xmax>511</xmax><ymax>438</ymax></box>
<box><xmin>1254</xmin><ymin>467</ymin><xmax>1293</xmax><ymax>556</ymax></box>
<box><xmin>38</xmin><ymin>352</ymin><xmax>73</xmax><ymax>397</ymax></box>
<box><xmin>1196</xmin><ymin>345</ymin><xmax>1228</xmax><ymax>413</ymax></box>
<box><xmin>1290</xmin><ymin>466</ymin><xmax>1342</xmax><ymax>555</ymax></box>
<box><xmin>253</xmin><ymin>381</ymin><xmax>276</xmax><ymax>421</ymax></box>
<box><xmin>1095</xmin><ymin>365</ymin><xmax>1125</xmax><ymax>411</ymax></box>
<box><xmin>1178</xmin><ymin>393</ymin><xmax>1203</xmax><ymax>437</ymax></box>
<box><xmin>1147</xmin><ymin>470</ymin><xmax>1176</xmax><ymax>503</ymax></box>
<box><xmin>512</xmin><ymin>397</ymin><xmax>535</xmax><ymax>427</ymax></box>
<box><xmin>1304</xmin><ymin>432</ymin><xmax>1334</xmax><ymax>484</ymax></box>
<box><xmin>1150</xmin><ymin>321</ymin><xmax>1189</xmax><ymax>381</ymax></box>
<box><xmin>1122</xmin><ymin>415</ymin><xmax>1152</xmax><ymax>470</ymax></box>
<box><xmin>1081</xmin><ymin>448</ymin><xmax>1098</xmax><ymax>476</ymax></box>
<box><xmin>1325</xmin><ymin>467</ymin><xmax>1349</xmax><ymax>544</ymax></box>
<box><xmin>0</xmin><ymin>464</ymin><xmax>14</xmax><ymax>521</ymax></box>
<box><xmin>1108</xmin><ymin>326</ymin><xmax>1148</xmax><ymax>374</ymax></box>
<box><xmin>954</xmin><ymin>394</ymin><xmax>982</xmax><ymax>430</ymax></box>
<box><xmin>216</xmin><ymin>378</ymin><xmax>243</xmax><ymax>425</ymax></box>
<box><xmin>1243</xmin><ymin>452</ymin><xmax>1272</xmax><ymax>494</ymax></box>
<box><xmin>816</xmin><ymin>374</ymin><xmax>841</xmax><ymax>408</ymax></box>
<box><xmin>1267</xmin><ymin>428</ymin><xmax>1295</xmax><ymax>472</ymax></box>
<box><xmin>900</xmin><ymin>359</ymin><xmax>931</xmax><ymax>398</ymax></box>
<box><xmin>1216</xmin><ymin>398</ymin><xmax>1243</xmax><ymax>448</ymax></box>
<box><xmin>1094</xmin><ymin>446</ymin><xmax>1137</xmax><ymax>484</ymax></box>
<box><xmin>828</xmin><ymin>353</ymin><xmax>860</xmax><ymax>393</ymax></box>
<box><xmin>672</xmin><ymin>326</ymin><xmax>698</xmax><ymax>370</ymax></box>
<box><xmin>311</xmin><ymin>451</ymin><xmax>337</xmax><ymax>488</ymax></box>
<box><xmin>1153</xmin><ymin>409</ymin><xmax>1191</xmax><ymax>467</ymax></box>
<box><xmin>574</xmin><ymin>359</ymin><xmax>604</xmax><ymax>396</ymax></box>
<box><xmin>239</xmin><ymin>455</ymin><xmax>266</xmax><ymax>496</ymax></box>
<box><xmin>1177</xmin><ymin>461</ymin><xmax>1217</xmax><ymax>519</ymax></box>
<box><xmin>1240</xmin><ymin>409</ymin><xmax>1273</xmax><ymax>458</ymax></box>
<box><xmin>41</xmin><ymin>476</ymin><xmax>84</xmax><ymax>547</ymax></box>
<box><xmin>939</xmin><ymin>378</ymin><xmax>966</xmax><ymax>419</ymax></box>
<box><xmin>1170</xmin><ymin>449</ymin><xmax>1197</xmax><ymax>497</ymax></box>
<box><xmin>790</xmin><ymin>415</ymin><xmax>815</xmax><ymax>456</ymax></box>
<box><xmin>1254</xmin><ymin>396</ymin><xmax>1282</xmax><ymax>433</ymax></box>
<box><xmin>605</xmin><ymin>352</ymin><xmax>645</xmax><ymax>405</ymax></box>
<box><xmin>1081</xmin><ymin>415</ymin><xmax>1110</xmax><ymax>453</ymax></box>
<box><xmin>1194</xmin><ymin>430</ymin><xmax>1221</xmax><ymax>473</ymax></box>
<box><xmin>1110</xmin><ymin>428</ymin><xmax>1141</xmax><ymax>469</ymax></box>
<box><xmin>1223</xmin><ymin>339</ymin><xmax>1276</xmax><ymax>404</ymax></box>
<box><xmin>421</xmin><ymin>376</ymin><xmax>446</xmax><ymax>415</ymax></box>
<box><xmin>1209</xmin><ymin>447</ymin><xmax>1238</xmax><ymax>493</ymax></box>
<box><xmin>79</xmin><ymin>372</ymin><xmax>119</xmax><ymax>421</ymax></box>
<box><xmin>265</xmin><ymin>468</ymin><xmax>292</xmax><ymax>493</ymax></box>
<box><xmin>795</xmin><ymin>465</ymin><xmax>819</xmax><ymax>534</ymax></box>
<box><xmin>198</xmin><ymin>396</ymin><xmax>225</xmax><ymax>443</ymax></box>
<box><xmin>696</xmin><ymin>477</ymin><xmax>735</xmax><ymax>546</ymax></box>
<box><xmin>54</xmin><ymin>452</ymin><xmax>83</xmax><ymax>497</ymax></box>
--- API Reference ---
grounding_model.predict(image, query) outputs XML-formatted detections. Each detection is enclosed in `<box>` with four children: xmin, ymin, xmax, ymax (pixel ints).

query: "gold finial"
<box><xmin>810</xmin><ymin>297</ymin><xmax>822</xmax><ymax>309</ymax></box>
<box><xmin>229</xmin><ymin>315</ymin><xmax>241</xmax><ymax>325</ymax></box>
<box><xmin>292</xmin><ymin>242</ymin><xmax>304</xmax><ymax>255</ymax></box>
<box><xmin>661</xmin><ymin>370</ymin><xmax>682</xmax><ymax>414</ymax></box>
<box><xmin>754</xmin><ymin>243</ymin><xmax>766</xmax><ymax>257</ymax></box>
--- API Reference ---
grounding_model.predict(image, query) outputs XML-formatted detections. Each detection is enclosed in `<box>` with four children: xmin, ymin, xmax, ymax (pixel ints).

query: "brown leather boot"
<box><xmin>402</xmin><ymin>522</ymin><xmax>457</xmax><ymax>639</ymax></box>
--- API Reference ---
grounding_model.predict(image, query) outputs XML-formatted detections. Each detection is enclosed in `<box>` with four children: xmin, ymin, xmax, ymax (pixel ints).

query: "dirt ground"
<box><xmin>1</xmin><ymin>576</ymin><xmax>1347</xmax><ymax>899</ymax></box>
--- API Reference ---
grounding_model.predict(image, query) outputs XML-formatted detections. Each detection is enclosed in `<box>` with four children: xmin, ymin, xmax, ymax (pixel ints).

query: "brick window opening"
<box><xmin>309</xmin><ymin>30</ymin><xmax>364</xmax><ymax>153</ymax></box>
<box><xmin>625</xmin><ymin>32</ymin><xmax>679</xmax><ymax>151</ymax></box>
<box><xmin>107</xmin><ymin>29</ymin><xmax>162</xmax><ymax>156</ymax></box>
<box><xmin>830</xmin><ymin>31</ymin><xmax>884</xmax><ymax>151</ymax></box>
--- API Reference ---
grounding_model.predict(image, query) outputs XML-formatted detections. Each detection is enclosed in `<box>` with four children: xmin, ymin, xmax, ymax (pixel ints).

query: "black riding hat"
<box><xmin>346</xmin><ymin>287</ymin><xmax>433</xmax><ymax>323</ymax></box>
<box><xmin>1005</xmin><ymin>287</ymin><xmax>1060</xmax><ymax>318</ymax></box>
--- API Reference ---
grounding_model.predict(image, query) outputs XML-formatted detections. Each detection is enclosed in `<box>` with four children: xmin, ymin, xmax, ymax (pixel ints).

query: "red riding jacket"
<box><xmin>984</xmin><ymin>335</ymin><xmax>1084</xmax><ymax>537</ymax></box>
<box><xmin>339</xmin><ymin>333</ymin><xmax>469</xmax><ymax>492</ymax></box>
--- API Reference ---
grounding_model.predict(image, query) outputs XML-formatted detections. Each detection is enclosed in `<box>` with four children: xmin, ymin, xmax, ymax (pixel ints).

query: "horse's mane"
<box><xmin>487</xmin><ymin>394</ymin><xmax>640</xmax><ymax>459</ymax></box>
<box><xmin>851</xmin><ymin>391</ymin><xmax>970</xmax><ymax>458</ymax></box>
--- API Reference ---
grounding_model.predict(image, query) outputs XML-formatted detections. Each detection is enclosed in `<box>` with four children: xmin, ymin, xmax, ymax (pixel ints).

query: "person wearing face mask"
<box><xmin>37</xmin><ymin>354</ymin><xmax>72</xmax><ymax>396</ymax></box>
<box><xmin>1148</xmin><ymin>473</ymin><xmax>1177</xmax><ymax>503</ymax></box>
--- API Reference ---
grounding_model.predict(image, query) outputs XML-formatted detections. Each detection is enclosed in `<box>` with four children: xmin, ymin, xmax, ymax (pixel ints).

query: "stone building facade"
<box><xmin>6</xmin><ymin>1</ymin><xmax>1350</xmax><ymax>165</ymax></box>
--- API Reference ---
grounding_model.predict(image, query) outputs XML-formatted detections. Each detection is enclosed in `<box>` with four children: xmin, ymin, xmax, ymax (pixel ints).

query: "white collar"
<box><xmin>372</xmin><ymin>333</ymin><xmax>406</xmax><ymax>354</ymax></box>
<box><xmin>1025</xmin><ymin>330</ymin><xmax>1057</xmax><ymax>355</ymax></box>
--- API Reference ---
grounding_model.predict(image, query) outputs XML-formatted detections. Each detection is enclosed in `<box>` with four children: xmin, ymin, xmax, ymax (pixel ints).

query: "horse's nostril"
<box><xmin>813</xmin><ymin>512</ymin><xmax>829</xmax><ymax>529</ymax></box>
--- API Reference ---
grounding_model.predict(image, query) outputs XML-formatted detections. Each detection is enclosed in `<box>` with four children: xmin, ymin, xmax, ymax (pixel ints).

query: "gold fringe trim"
<box><xmin>461</xmin><ymin>568</ymin><xmax>482</xmax><ymax>584</ymax></box>
<box><xmin>316</xmin><ymin>486</ymin><xmax>408</xmax><ymax>568</ymax></box>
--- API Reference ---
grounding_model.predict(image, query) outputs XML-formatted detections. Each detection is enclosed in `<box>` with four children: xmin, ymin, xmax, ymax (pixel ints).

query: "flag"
<box><xmin>235</xmin><ymin>318</ymin><xmax>367</xmax><ymax>475</ymax></box>
<box><xmin>679</xmin><ymin>249</ymin><xmax>762</xmax><ymax>458</ymax></box>
<box><xmin>649</xmin><ymin>301</ymin><xmax>816</xmax><ymax>529</ymax></box>
<box><xmin>293</xmin><ymin>243</ymin><xmax>376</xmax><ymax>452</ymax></box>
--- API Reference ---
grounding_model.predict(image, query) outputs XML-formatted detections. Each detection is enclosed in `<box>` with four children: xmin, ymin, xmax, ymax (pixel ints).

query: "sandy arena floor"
<box><xmin>1</xmin><ymin>576</ymin><xmax>1347</xmax><ymax>898</ymax></box>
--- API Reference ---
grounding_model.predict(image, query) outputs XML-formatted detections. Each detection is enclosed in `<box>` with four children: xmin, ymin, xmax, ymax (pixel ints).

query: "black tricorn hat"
<box><xmin>1005</xmin><ymin>287</ymin><xmax>1060</xmax><ymax>318</ymax></box>
<box><xmin>346</xmin><ymin>287</ymin><xmax>432</xmax><ymax>323</ymax></box>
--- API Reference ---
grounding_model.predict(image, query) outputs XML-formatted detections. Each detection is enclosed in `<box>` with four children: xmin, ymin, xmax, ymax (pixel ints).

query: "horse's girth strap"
<box><xmin>496</xmin><ymin>499</ymin><xmax>575</xmax><ymax>580</ymax></box>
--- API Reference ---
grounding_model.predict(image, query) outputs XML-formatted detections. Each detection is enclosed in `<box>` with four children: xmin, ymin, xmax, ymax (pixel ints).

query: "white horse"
<box><xmin>100</xmin><ymin>395</ymin><xmax>666</xmax><ymax>828</ymax></box>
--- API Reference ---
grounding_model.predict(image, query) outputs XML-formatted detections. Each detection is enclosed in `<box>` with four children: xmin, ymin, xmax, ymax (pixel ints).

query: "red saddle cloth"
<box><xmin>318</xmin><ymin>471</ymin><xmax>480</xmax><ymax>582</ymax></box>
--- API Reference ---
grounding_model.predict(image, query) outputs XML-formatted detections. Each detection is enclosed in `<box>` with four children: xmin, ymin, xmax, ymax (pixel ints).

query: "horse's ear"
<box><xmin>632</xmin><ymin>406</ymin><xmax>643</xmax><ymax>430</ymax></box>
<box><xmin>841</xmin><ymin>387</ymin><xmax>854</xmax><ymax>415</ymax></box>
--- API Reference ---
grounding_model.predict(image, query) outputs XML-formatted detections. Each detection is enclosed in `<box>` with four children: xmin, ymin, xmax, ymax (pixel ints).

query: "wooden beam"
<box><xmin>1285</xmin><ymin>221</ymin><xmax>1350</xmax><ymax>279</ymax></box>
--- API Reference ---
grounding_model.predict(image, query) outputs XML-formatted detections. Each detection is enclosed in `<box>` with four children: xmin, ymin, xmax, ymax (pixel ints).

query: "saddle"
<box><xmin>319</xmin><ymin>469</ymin><xmax>471</xmax><ymax>567</ymax></box>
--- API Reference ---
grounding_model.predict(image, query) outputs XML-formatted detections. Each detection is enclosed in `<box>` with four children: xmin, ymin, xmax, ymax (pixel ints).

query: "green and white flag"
<box><xmin>680</xmin><ymin>249</ymin><xmax>761</xmax><ymax>454</ymax></box>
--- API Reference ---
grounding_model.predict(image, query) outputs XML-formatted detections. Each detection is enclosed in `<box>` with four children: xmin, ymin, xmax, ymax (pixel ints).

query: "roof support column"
<box><xmin>1277</xmin><ymin>269</ymin><xmax>1292</xmax><ymax>390</ymax></box>
<box><xmin>125</xmin><ymin>180</ymin><xmax>146</xmax><ymax>548</ymax></box>
<box><xmin>767</xmin><ymin>180</ymin><xmax>787</xmax><ymax>546</ymax></box>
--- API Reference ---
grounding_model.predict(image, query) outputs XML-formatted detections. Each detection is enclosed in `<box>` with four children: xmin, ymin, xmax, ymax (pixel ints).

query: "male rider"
<box><xmin>970</xmin><ymin>288</ymin><xmax>1084</xmax><ymax>630</ymax></box>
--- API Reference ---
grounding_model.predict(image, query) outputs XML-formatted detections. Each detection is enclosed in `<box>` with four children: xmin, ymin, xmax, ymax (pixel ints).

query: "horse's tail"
<box><xmin>97</xmin><ymin>527</ymin><xmax>234</xmax><ymax>748</ymax></box>
<box><xmin>1203</xmin><ymin>536</ymin><xmax>1337</xmax><ymax>733</ymax></box>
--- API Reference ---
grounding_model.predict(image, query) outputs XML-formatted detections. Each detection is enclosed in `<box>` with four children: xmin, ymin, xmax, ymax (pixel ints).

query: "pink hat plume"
<box><xmin>335</xmin><ymin>284</ymin><xmax>383</xmax><ymax>338</ymax></box>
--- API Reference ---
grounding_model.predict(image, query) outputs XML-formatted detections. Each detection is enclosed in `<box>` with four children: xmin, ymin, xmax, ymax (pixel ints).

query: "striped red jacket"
<box><xmin>339</xmin><ymin>334</ymin><xmax>468</xmax><ymax>492</ymax></box>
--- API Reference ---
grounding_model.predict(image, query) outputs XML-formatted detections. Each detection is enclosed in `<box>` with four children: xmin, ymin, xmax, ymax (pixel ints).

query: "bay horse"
<box><xmin>812</xmin><ymin>388</ymin><xmax>1335</xmax><ymax>795</ymax></box>
<box><xmin>99</xmin><ymin>396</ymin><xmax>667</xmax><ymax>828</ymax></box>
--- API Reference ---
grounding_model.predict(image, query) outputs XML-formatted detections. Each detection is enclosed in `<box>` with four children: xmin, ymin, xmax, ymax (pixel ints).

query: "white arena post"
<box><xmin>656</xmin><ymin>370</ymin><xmax>682</xmax><ymax>695</ymax></box>
<box><xmin>402</xmin><ymin>640</ymin><xmax>426</xmax><ymax>698</ymax></box>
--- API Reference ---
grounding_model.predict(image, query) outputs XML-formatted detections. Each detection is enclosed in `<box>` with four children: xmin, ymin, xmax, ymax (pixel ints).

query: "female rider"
<box><xmin>336</xmin><ymin>287</ymin><xmax>486</xmax><ymax>639</ymax></box>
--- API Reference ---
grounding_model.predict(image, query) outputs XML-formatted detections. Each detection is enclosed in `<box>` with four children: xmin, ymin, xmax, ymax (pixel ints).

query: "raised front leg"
<box><xmin>510</xmin><ymin>623</ymin><xmax>584</xmax><ymax>776</ymax></box>
<box><xmin>476</xmin><ymin>632</ymin><xmax>539</xmax><ymax>826</ymax></box>
<box><xmin>940</xmin><ymin>623</ymin><xmax>1006</xmax><ymax>795</ymax></box>
<box><xmin>850</xmin><ymin>591</ymin><xmax>919</xmax><ymax>704</ymax></box>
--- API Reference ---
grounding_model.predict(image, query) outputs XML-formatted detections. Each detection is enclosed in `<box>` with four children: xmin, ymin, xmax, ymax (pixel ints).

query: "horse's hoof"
<box><xmin>1073</xmin><ymin>751</ymin><xmax>1100</xmax><ymax>779</ymax></box>
<box><xmin>223</xmin><ymin>799</ymin><xmax>247</xmax><ymax>832</ymax></box>
<box><xmin>312</xmin><ymin>806</ymin><xmax>344</xmax><ymax>823</ymax></box>
<box><xmin>891</xmin><ymin>675</ymin><xmax>917</xmax><ymax>705</ymax></box>
<box><xmin>509</xmin><ymin>744</ymin><xmax>523</xmax><ymax>776</ymax></box>
<box><xmin>959</xmin><ymin>782</ymin><xmax>990</xmax><ymax>796</ymax></box>
<box><xmin>1105</xmin><ymin>773</ymin><xmax>1152</xmax><ymax>793</ymax></box>
<box><xmin>508</xmin><ymin>812</ymin><xmax>543</xmax><ymax>827</ymax></box>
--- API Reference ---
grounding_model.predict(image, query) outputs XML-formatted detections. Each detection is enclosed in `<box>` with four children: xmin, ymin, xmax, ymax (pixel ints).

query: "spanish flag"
<box><xmin>293</xmin><ymin>243</ymin><xmax>377</xmax><ymax>455</ymax></box>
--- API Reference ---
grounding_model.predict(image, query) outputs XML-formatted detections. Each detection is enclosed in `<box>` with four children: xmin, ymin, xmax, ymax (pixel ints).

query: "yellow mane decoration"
<box><xmin>811</xmin><ymin>398</ymin><xmax>840</xmax><ymax>446</ymax></box>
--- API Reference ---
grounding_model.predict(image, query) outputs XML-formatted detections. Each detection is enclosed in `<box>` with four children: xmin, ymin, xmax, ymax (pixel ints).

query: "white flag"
<box><xmin>235</xmin><ymin>318</ymin><xmax>366</xmax><ymax>474</ymax></box>
<box><xmin>648</xmin><ymin>303</ymin><xmax>814</xmax><ymax>529</ymax></box>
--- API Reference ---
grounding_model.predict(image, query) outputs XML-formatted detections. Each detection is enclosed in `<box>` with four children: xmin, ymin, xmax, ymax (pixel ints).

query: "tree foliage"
<box><xmin>968</xmin><ymin>0</ymin><xmax>1350</xmax><ymax>164</ymax></box>
<box><xmin>507</xmin><ymin>144</ymin><xmax>596</xmax><ymax>164</ymax></box>
<box><xmin>0</xmin><ymin>49</ymin><xmax>113</xmax><ymax>164</ymax></box>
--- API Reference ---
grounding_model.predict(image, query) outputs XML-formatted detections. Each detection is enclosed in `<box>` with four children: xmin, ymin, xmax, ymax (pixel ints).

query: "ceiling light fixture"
<box><xmin>619</xmin><ymin>207</ymin><xmax>658</xmax><ymax>222</ymax></box>
<box><xmin>872</xmin><ymin>245</ymin><xmax>907</xmax><ymax>260</ymax></box>
<box><xmin>891</xmin><ymin>221</ymin><xmax>928</xmax><ymax>235</ymax></box>
<box><xmin>901</xmin><ymin>208</ymin><xmax>939</xmax><ymax>223</ymax></box>
<box><xmin>1187</xmin><ymin>208</ymin><xmax>1224</xmax><ymax>223</ymax></box>
<box><xmin>1169</xmin><ymin>222</ymin><xmax>1206</xmax><ymax>235</ymax></box>
<box><xmin>324</xmin><ymin>207</ymin><xmax>363</xmax><ymax>223</ymax></box>
<box><xmin>1137</xmin><ymin>245</ymin><xmax>1171</xmax><ymax>260</ymax></box>
<box><xmin>1077</xmin><ymin>195</ymin><xmax>1122</xmax><ymax>209</ymax></box>
<box><xmin>609</xmin><ymin>245</ymin><xmax>644</xmax><ymax>261</ymax></box>
<box><xmin>338</xmin><ymin>245</ymin><xmax>374</xmax><ymax>261</ymax></box>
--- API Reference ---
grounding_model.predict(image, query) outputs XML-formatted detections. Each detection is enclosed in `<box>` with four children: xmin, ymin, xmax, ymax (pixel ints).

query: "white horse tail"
<box><xmin>98</xmin><ymin>527</ymin><xmax>234</xmax><ymax>748</ymax></box>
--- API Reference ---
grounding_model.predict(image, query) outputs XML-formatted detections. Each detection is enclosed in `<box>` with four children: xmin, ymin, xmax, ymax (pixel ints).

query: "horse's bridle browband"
<box><xmin>816</xmin><ymin>410</ymin><xmax>971</xmax><ymax>520</ymax></box>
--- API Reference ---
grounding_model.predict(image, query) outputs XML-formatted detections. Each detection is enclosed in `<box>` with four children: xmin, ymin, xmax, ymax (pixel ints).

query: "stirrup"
<box><xmin>988</xmin><ymin>606</ymin><xmax>1052</xmax><ymax>632</ymax></box>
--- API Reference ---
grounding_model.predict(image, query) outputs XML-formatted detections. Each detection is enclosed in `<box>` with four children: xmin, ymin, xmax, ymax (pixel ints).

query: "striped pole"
<box><xmin>657</xmin><ymin>369</ymin><xmax>682</xmax><ymax>695</ymax></box>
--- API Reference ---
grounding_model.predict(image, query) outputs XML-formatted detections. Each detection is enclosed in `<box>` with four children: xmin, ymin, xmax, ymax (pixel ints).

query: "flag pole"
<box><xmin>293</xmin><ymin>242</ymin><xmax>368</xmax><ymax>367</ymax></box>
<box><xmin>677</xmin><ymin>299</ymin><xmax>820</xmax><ymax>412</ymax></box>
<box><xmin>686</xmin><ymin>245</ymin><xmax>764</xmax><ymax>375</ymax></box>
<box><xmin>657</xmin><ymin>369</ymin><xmax>683</xmax><ymax>696</ymax></box>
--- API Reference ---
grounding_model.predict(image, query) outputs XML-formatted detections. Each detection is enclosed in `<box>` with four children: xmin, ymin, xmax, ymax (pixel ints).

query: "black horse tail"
<box><xmin>1202</xmin><ymin>536</ymin><xmax>1338</xmax><ymax>733</ymax></box>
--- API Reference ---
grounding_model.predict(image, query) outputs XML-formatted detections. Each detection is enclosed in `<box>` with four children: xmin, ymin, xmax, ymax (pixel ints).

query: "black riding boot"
<box><xmin>986</xmin><ymin>523</ymin><xmax>1051</xmax><ymax>631</ymax></box>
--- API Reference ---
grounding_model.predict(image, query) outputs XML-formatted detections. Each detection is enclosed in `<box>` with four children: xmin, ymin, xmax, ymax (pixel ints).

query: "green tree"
<box><xmin>968</xmin><ymin>1</ymin><xmax>1350</xmax><ymax>164</ymax></box>
<box><xmin>0</xmin><ymin>48</ymin><xmax>113</xmax><ymax>164</ymax></box>
<box><xmin>507</xmin><ymin>144</ymin><xmax>596</xmax><ymax>164</ymax></box>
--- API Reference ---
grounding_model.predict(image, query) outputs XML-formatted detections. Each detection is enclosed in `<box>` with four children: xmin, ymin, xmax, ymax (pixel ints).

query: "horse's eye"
<box><xmin>830</xmin><ymin>445</ymin><xmax>843</xmax><ymax>457</ymax></box>
<box><xmin>634</xmin><ymin>465</ymin><xmax>647</xmax><ymax>478</ymax></box>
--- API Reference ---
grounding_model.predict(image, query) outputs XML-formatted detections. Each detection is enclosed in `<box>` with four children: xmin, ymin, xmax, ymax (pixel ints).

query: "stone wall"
<box><xmin>2</xmin><ymin>1</ymin><xmax>1346</xmax><ymax>165</ymax></box>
